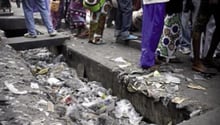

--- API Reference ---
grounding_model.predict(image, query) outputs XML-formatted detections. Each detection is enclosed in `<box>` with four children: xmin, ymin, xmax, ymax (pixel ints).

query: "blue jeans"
<box><xmin>22</xmin><ymin>0</ymin><xmax>54</xmax><ymax>35</ymax></box>
<box><xmin>180</xmin><ymin>0</ymin><xmax>201</xmax><ymax>48</ymax></box>
<box><xmin>115</xmin><ymin>0</ymin><xmax>132</xmax><ymax>37</ymax></box>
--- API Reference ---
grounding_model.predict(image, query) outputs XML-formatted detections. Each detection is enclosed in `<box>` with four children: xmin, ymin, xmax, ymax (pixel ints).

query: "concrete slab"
<box><xmin>178</xmin><ymin>108</ymin><xmax>220</xmax><ymax>125</ymax></box>
<box><xmin>7</xmin><ymin>33</ymin><xmax>70</xmax><ymax>50</ymax></box>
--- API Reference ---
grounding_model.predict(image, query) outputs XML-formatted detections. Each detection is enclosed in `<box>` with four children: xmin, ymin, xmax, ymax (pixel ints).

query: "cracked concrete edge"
<box><xmin>178</xmin><ymin>107</ymin><xmax>220</xmax><ymax>125</ymax></box>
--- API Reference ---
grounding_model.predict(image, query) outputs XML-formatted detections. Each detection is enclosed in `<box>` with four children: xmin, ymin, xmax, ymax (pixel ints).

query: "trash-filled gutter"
<box><xmin>58</xmin><ymin>43</ymin><xmax>194</xmax><ymax>125</ymax></box>
<box><xmin>0</xmin><ymin>45</ymin><xmax>150</xmax><ymax>125</ymax></box>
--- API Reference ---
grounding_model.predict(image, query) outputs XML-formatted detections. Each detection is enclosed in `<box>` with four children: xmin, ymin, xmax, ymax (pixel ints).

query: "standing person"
<box><xmin>0</xmin><ymin>0</ymin><xmax>11</xmax><ymax>12</ymax></box>
<box><xmin>191</xmin><ymin>0</ymin><xmax>220</xmax><ymax>73</ymax></box>
<box><xmin>22</xmin><ymin>0</ymin><xmax>57</xmax><ymax>38</ymax></box>
<box><xmin>66</xmin><ymin>0</ymin><xmax>88</xmax><ymax>37</ymax></box>
<box><xmin>115</xmin><ymin>0</ymin><xmax>138</xmax><ymax>41</ymax></box>
<box><xmin>157</xmin><ymin>0</ymin><xmax>183</xmax><ymax>63</ymax></box>
<box><xmin>16</xmin><ymin>0</ymin><xmax>21</xmax><ymax>8</ymax></box>
<box><xmin>83</xmin><ymin>0</ymin><xmax>111</xmax><ymax>44</ymax></box>
<box><xmin>106</xmin><ymin>7</ymin><xmax>116</xmax><ymax>28</ymax></box>
<box><xmin>140</xmin><ymin>0</ymin><xmax>169</xmax><ymax>69</ymax></box>
<box><xmin>179</xmin><ymin>0</ymin><xmax>201</xmax><ymax>54</ymax></box>
<box><xmin>51</xmin><ymin>0</ymin><xmax>65</xmax><ymax>31</ymax></box>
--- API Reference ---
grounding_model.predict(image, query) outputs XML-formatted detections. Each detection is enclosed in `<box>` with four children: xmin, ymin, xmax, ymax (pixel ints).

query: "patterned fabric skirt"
<box><xmin>66</xmin><ymin>0</ymin><xmax>86</xmax><ymax>30</ymax></box>
<box><xmin>51</xmin><ymin>0</ymin><xmax>64</xmax><ymax>29</ymax></box>
<box><xmin>157</xmin><ymin>14</ymin><xmax>181</xmax><ymax>62</ymax></box>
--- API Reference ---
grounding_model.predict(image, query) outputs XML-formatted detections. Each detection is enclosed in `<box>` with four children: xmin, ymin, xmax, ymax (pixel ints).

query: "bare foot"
<box><xmin>192</xmin><ymin>62</ymin><xmax>207</xmax><ymax>73</ymax></box>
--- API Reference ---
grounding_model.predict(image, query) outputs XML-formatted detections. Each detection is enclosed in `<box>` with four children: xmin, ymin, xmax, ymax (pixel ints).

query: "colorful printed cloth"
<box><xmin>88</xmin><ymin>1</ymin><xmax>111</xmax><ymax>43</ymax></box>
<box><xmin>66</xmin><ymin>0</ymin><xmax>86</xmax><ymax>30</ymax></box>
<box><xmin>51</xmin><ymin>0</ymin><xmax>65</xmax><ymax>29</ymax></box>
<box><xmin>157</xmin><ymin>14</ymin><xmax>181</xmax><ymax>62</ymax></box>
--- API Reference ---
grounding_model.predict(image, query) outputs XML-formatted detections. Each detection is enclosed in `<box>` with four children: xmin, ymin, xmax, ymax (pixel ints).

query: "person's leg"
<box><xmin>191</xmin><ymin>0</ymin><xmax>210</xmax><ymax>72</ymax></box>
<box><xmin>192</xmin><ymin>31</ymin><xmax>202</xmax><ymax>64</ymax></box>
<box><xmin>202</xmin><ymin>16</ymin><xmax>215</xmax><ymax>58</ymax></box>
<box><xmin>158</xmin><ymin>13</ymin><xmax>181</xmax><ymax>62</ymax></box>
<box><xmin>115</xmin><ymin>4</ymin><xmax>122</xmax><ymax>37</ymax></box>
<box><xmin>106</xmin><ymin>7</ymin><xmax>116</xmax><ymax>27</ymax></box>
<box><xmin>35</xmin><ymin>0</ymin><xmax>55</xmax><ymax>34</ymax></box>
<box><xmin>64</xmin><ymin>0</ymin><xmax>70</xmax><ymax>25</ymax></box>
<box><xmin>22</xmin><ymin>0</ymin><xmax>37</xmax><ymax>36</ymax></box>
<box><xmin>117</xmin><ymin>0</ymin><xmax>132</xmax><ymax>38</ymax></box>
<box><xmin>2</xmin><ymin>0</ymin><xmax>11</xmax><ymax>9</ymax></box>
<box><xmin>205</xmin><ymin>5</ymin><xmax>220</xmax><ymax>61</ymax></box>
<box><xmin>180</xmin><ymin>4</ymin><xmax>192</xmax><ymax>53</ymax></box>
<box><xmin>55</xmin><ymin>0</ymin><xmax>65</xmax><ymax>30</ymax></box>
<box><xmin>140</xmin><ymin>3</ymin><xmax>165</xmax><ymax>68</ymax></box>
<box><xmin>88</xmin><ymin>12</ymin><xmax>98</xmax><ymax>42</ymax></box>
<box><xmin>16</xmin><ymin>0</ymin><xmax>21</xmax><ymax>8</ymax></box>
<box><xmin>95</xmin><ymin>3</ymin><xmax>110</xmax><ymax>38</ymax></box>
<box><xmin>94</xmin><ymin>13</ymin><xmax>107</xmax><ymax>43</ymax></box>
<box><xmin>192</xmin><ymin>0</ymin><xmax>201</xmax><ymax>26</ymax></box>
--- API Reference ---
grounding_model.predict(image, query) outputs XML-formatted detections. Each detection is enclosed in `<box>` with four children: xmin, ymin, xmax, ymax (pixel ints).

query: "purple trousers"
<box><xmin>140</xmin><ymin>3</ymin><xmax>166</xmax><ymax>68</ymax></box>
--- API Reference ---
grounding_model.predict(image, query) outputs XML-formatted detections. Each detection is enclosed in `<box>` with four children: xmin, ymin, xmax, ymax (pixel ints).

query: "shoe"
<box><xmin>24</xmin><ymin>33</ymin><xmax>37</xmax><ymax>38</ymax></box>
<box><xmin>49</xmin><ymin>30</ymin><xmax>57</xmax><ymax>37</ymax></box>
<box><xmin>119</xmin><ymin>34</ymin><xmax>138</xmax><ymax>41</ymax></box>
<box><xmin>179</xmin><ymin>47</ymin><xmax>191</xmax><ymax>55</ymax></box>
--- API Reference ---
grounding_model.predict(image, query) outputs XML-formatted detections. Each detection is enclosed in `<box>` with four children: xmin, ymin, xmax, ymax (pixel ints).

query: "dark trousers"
<box><xmin>115</xmin><ymin>0</ymin><xmax>133</xmax><ymax>37</ymax></box>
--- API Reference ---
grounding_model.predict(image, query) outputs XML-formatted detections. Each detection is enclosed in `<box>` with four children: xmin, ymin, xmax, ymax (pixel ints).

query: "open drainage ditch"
<box><xmin>1</xmin><ymin>29</ymin><xmax>193</xmax><ymax>125</ymax></box>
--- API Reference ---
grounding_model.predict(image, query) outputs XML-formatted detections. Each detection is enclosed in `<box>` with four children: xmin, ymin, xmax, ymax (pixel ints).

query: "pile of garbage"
<box><xmin>116</xmin><ymin>60</ymin><xmax>207</xmax><ymax>108</ymax></box>
<box><xmin>1</xmin><ymin>47</ymin><xmax>154</xmax><ymax>125</ymax></box>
